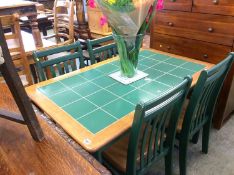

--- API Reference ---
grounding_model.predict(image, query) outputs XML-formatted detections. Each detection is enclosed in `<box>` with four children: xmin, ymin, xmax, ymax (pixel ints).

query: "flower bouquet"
<box><xmin>95</xmin><ymin>0</ymin><xmax>163</xmax><ymax>78</ymax></box>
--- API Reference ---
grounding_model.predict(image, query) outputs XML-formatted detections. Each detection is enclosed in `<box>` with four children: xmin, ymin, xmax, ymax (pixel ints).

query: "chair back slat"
<box><xmin>56</xmin><ymin>63</ymin><xmax>64</xmax><ymax>75</ymax></box>
<box><xmin>182</xmin><ymin>54</ymin><xmax>234</xmax><ymax>137</ymax></box>
<box><xmin>87</xmin><ymin>35</ymin><xmax>118</xmax><ymax>64</ymax></box>
<box><xmin>125</xmin><ymin>77</ymin><xmax>192</xmax><ymax>175</ymax></box>
<box><xmin>49</xmin><ymin>65</ymin><xmax>56</xmax><ymax>78</ymax></box>
<box><xmin>33</xmin><ymin>41</ymin><xmax>85</xmax><ymax>82</ymax></box>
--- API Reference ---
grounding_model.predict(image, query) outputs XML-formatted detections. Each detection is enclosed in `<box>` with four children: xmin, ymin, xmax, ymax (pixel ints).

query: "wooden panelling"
<box><xmin>193</xmin><ymin>0</ymin><xmax>234</xmax><ymax>16</ymax></box>
<box><xmin>163</xmin><ymin>0</ymin><xmax>192</xmax><ymax>11</ymax></box>
<box><xmin>150</xmin><ymin>33</ymin><xmax>232</xmax><ymax>64</ymax></box>
<box><xmin>154</xmin><ymin>11</ymin><xmax>234</xmax><ymax>46</ymax></box>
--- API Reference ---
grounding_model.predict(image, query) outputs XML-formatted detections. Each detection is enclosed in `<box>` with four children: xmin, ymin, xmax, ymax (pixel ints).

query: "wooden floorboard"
<box><xmin>0</xmin><ymin>83</ymin><xmax>105</xmax><ymax>175</ymax></box>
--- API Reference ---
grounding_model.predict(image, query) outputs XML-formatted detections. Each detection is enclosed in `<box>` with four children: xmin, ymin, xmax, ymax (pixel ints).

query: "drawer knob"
<box><xmin>208</xmin><ymin>27</ymin><xmax>214</xmax><ymax>32</ymax></box>
<box><xmin>213</xmin><ymin>0</ymin><xmax>219</xmax><ymax>4</ymax></box>
<box><xmin>167</xmin><ymin>46</ymin><xmax>171</xmax><ymax>50</ymax></box>
<box><xmin>168</xmin><ymin>22</ymin><xmax>174</xmax><ymax>26</ymax></box>
<box><xmin>203</xmin><ymin>54</ymin><xmax>208</xmax><ymax>59</ymax></box>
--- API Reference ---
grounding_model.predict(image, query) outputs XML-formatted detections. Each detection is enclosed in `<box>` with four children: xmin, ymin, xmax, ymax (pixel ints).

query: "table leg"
<box><xmin>28</xmin><ymin>14</ymin><xmax>43</xmax><ymax>47</ymax></box>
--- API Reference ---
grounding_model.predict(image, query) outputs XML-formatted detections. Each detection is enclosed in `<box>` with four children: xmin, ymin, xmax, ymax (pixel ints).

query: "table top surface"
<box><xmin>0</xmin><ymin>1</ymin><xmax>36</xmax><ymax>9</ymax></box>
<box><xmin>26</xmin><ymin>49</ymin><xmax>214</xmax><ymax>152</ymax></box>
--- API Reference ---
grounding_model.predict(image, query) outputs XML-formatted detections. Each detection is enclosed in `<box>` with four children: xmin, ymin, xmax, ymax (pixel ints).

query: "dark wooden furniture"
<box><xmin>0</xmin><ymin>0</ymin><xmax>43</xmax><ymax>47</ymax></box>
<box><xmin>0</xmin><ymin>83</ymin><xmax>111</xmax><ymax>175</ymax></box>
<box><xmin>0</xmin><ymin>21</ymin><xmax>44</xmax><ymax>141</ymax></box>
<box><xmin>150</xmin><ymin>1</ymin><xmax>234</xmax><ymax>129</ymax></box>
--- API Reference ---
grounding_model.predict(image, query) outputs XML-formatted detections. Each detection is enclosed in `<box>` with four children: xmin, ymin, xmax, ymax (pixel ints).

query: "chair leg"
<box><xmin>165</xmin><ymin>149</ymin><xmax>173</xmax><ymax>175</ymax></box>
<box><xmin>179</xmin><ymin>140</ymin><xmax>189</xmax><ymax>175</ymax></box>
<box><xmin>191</xmin><ymin>130</ymin><xmax>200</xmax><ymax>144</ymax></box>
<box><xmin>202</xmin><ymin>121</ymin><xmax>211</xmax><ymax>154</ymax></box>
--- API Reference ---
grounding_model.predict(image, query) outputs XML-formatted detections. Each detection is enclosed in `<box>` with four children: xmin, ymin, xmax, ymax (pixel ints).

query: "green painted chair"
<box><xmin>86</xmin><ymin>35</ymin><xmax>118</xmax><ymax>65</ymax></box>
<box><xmin>33</xmin><ymin>41</ymin><xmax>85</xmax><ymax>82</ymax></box>
<box><xmin>177</xmin><ymin>53</ymin><xmax>234</xmax><ymax>175</ymax></box>
<box><xmin>102</xmin><ymin>77</ymin><xmax>192</xmax><ymax>175</ymax></box>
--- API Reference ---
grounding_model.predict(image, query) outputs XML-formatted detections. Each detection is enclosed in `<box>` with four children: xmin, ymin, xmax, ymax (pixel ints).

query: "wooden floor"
<box><xmin>0</xmin><ymin>83</ymin><xmax>107</xmax><ymax>175</ymax></box>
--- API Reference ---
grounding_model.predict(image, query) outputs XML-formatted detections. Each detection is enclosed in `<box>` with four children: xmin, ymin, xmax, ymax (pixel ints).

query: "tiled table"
<box><xmin>26</xmin><ymin>49</ymin><xmax>213</xmax><ymax>152</ymax></box>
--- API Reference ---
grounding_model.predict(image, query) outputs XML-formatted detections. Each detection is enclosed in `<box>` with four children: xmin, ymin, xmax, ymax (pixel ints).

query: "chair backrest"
<box><xmin>33</xmin><ymin>41</ymin><xmax>85</xmax><ymax>82</ymax></box>
<box><xmin>181</xmin><ymin>53</ymin><xmax>234</xmax><ymax>137</ymax></box>
<box><xmin>0</xmin><ymin>14</ymin><xmax>33</xmax><ymax>85</ymax></box>
<box><xmin>53</xmin><ymin>0</ymin><xmax>74</xmax><ymax>45</ymax></box>
<box><xmin>87</xmin><ymin>35</ymin><xmax>118</xmax><ymax>65</ymax></box>
<box><xmin>126</xmin><ymin>77</ymin><xmax>192</xmax><ymax>175</ymax></box>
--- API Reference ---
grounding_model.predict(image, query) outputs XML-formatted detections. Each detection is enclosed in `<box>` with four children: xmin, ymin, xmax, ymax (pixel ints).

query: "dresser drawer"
<box><xmin>193</xmin><ymin>0</ymin><xmax>234</xmax><ymax>16</ymax></box>
<box><xmin>163</xmin><ymin>0</ymin><xmax>192</xmax><ymax>11</ymax></box>
<box><xmin>150</xmin><ymin>33</ymin><xmax>232</xmax><ymax>64</ymax></box>
<box><xmin>153</xmin><ymin>11</ymin><xmax>234</xmax><ymax>46</ymax></box>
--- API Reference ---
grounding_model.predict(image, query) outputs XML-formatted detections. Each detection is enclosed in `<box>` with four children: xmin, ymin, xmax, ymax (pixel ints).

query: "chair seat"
<box><xmin>177</xmin><ymin>99</ymin><xmax>189</xmax><ymax>132</ymax></box>
<box><xmin>103</xmin><ymin>128</ymin><xmax>158</xmax><ymax>173</ymax></box>
<box><xmin>103</xmin><ymin>135</ymin><xmax>130</xmax><ymax>173</ymax></box>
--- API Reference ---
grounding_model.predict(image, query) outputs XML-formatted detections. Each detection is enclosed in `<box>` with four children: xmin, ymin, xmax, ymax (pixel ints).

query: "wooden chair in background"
<box><xmin>45</xmin><ymin>0</ymin><xmax>74</xmax><ymax>46</ymax></box>
<box><xmin>100</xmin><ymin>77</ymin><xmax>192</xmax><ymax>175</ymax></box>
<box><xmin>177</xmin><ymin>53</ymin><xmax>234</xmax><ymax>175</ymax></box>
<box><xmin>32</xmin><ymin>41</ymin><xmax>85</xmax><ymax>82</ymax></box>
<box><xmin>0</xmin><ymin>14</ymin><xmax>33</xmax><ymax>85</ymax></box>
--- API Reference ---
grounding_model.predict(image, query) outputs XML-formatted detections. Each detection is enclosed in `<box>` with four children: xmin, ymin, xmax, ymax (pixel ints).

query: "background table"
<box><xmin>26</xmin><ymin>49</ymin><xmax>213</xmax><ymax>152</ymax></box>
<box><xmin>0</xmin><ymin>0</ymin><xmax>43</xmax><ymax>47</ymax></box>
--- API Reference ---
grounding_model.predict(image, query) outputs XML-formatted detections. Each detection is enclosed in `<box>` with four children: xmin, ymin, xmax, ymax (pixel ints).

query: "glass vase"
<box><xmin>113</xmin><ymin>34</ymin><xmax>144</xmax><ymax>78</ymax></box>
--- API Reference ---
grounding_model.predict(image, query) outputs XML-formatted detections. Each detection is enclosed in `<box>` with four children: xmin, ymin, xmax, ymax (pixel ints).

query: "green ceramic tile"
<box><xmin>111</xmin><ymin>60</ymin><xmax>120</xmax><ymax>66</ymax></box>
<box><xmin>138</xmin><ymin>58</ymin><xmax>159</xmax><ymax>67</ymax></box>
<box><xmin>92</xmin><ymin>76</ymin><xmax>116</xmax><ymax>87</ymax></box>
<box><xmin>86</xmin><ymin>89</ymin><xmax>117</xmax><ymax>107</ymax></box>
<box><xmin>156</xmin><ymin>74</ymin><xmax>183</xmax><ymax>87</ymax></box>
<box><xmin>144</xmin><ymin>68</ymin><xmax>164</xmax><ymax>79</ymax></box>
<box><xmin>139</xmin><ymin>50</ymin><xmax>155</xmax><ymax>57</ymax></box>
<box><xmin>38</xmin><ymin>82</ymin><xmax>67</xmax><ymax>97</ymax></box>
<box><xmin>60</xmin><ymin>75</ymin><xmax>88</xmax><ymax>88</ymax></box>
<box><xmin>181</xmin><ymin>62</ymin><xmax>205</xmax><ymax>72</ymax></box>
<box><xmin>152</xmin><ymin>62</ymin><xmax>177</xmax><ymax>72</ymax></box>
<box><xmin>169</xmin><ymin>67</ymin><xmax>195</xmax><ymax>78</ymax></box>
<box><xmin>149</xmin><ymin>54</ymin><xmax>170</xmax><ymax>62</ymax></box>
<box><xmin>96</xmin><ymin>64</ymin><xmax>118</xmax><ymax>74</ymax></box>
<box><xmin>102</xmin><ymin>98</ymin><xmax>135</xmax><ymax>119</ymax></box>
<box><xmin>79</xmin><ymin>69</ymin><xmax>103</xmax><ymax>80</ymax></box>
<box><xmin>123</xmin><ymin>89</ymin><xmax>153</xmax><ymax>105</ymax></box>
<box><xmin>50</xmin><ymin>90</ymin><xmax>81</xmax><ymax>107</ymax></box>
<box><xmin>72</xmin><ymin>82</ymin><xmax>101</xmax><ymax>97</ymax></box>
<box><xmin>130</xmin><ymin>78</ymin><xmax>152</xmax><ymax>88</ymax></box>
<box><xmin>164</xmin><ymin>58</ymin><xmax>187</xmax><ymax>66</ymax></box>
<box><xmin>62</xmin><ymin>99</ymin><xmax>97</xmax><ymax>119</ymax></box>
<box><xmin>140</xmin><ymin>81</ymin><xmax>171</xmax><ymax>95</ymax></box>
<box><xmin>78</xmin><ymin>109</ymin><xmax>116</xmax><ymax>134</ymax></box>
<box><xmin>137</xmin><ymin>63</ymin><xmax>148</xmax><ymax>71</ymax></box>
<box><xmin>106</xmin><ymin>83</ymin><xmax>135</xmax><ymax>96</ymax></box>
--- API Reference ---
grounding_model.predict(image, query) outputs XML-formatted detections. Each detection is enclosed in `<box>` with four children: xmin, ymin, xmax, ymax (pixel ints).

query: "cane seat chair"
<box><xmin>0</xmin><ymin>14</ymin><xmax>33</xmax><ymax>85</ymax></box>
<box><xmin>177</xmin><ymin>53</ymin><xmax>234</xmax><ymax>175</ymax></box>
<box><xmin>102</xmin><ymin>77</ymin><xmax>192</xmax><ymax>175</ymax></box>
<box><xmin>86</xmin><ymin>35</ymin><xmax>118</xmax><ymax>65</ymax></box>
<box><xmin>32</xmin><ymin>41</ymin><xmax>85</xmax><ymax>82</ymax></box>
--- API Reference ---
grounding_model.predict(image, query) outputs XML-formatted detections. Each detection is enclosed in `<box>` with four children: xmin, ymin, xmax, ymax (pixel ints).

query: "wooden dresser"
<box><xmin>150</xmin><ymin>0</ymin><xmax>234</xmax><ymax>129</ymax></box>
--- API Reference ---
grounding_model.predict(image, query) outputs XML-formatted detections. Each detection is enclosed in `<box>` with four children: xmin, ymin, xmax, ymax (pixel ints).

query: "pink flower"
<box><xmin>89</xmin><ymin>0</ymin><xmax>96</xmax><ymax>8</ymax></box>
<box><xmin>156</xmin><ymin>0</ymin><xmax>164</xmax><ymax>10</ymax></box>
<box><xmin>100</xmin><ymin>16</ymin><xmax>108</xmax><ymax>26</ymax></box>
